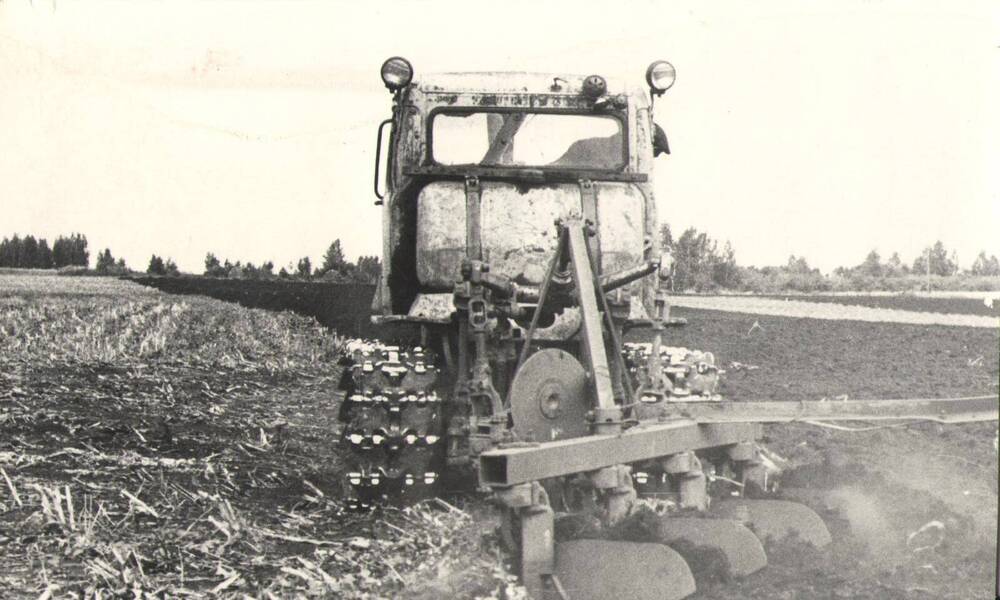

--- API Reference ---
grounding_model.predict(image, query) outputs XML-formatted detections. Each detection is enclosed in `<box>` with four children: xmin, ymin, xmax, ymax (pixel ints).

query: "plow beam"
<box><xmin>658</xmin><ymin>396</ymin><xmax>999</xmax><ymax>425</ymax></box>
<box><xmin>480</xmin><ymin>421</ymin><xmax>760</xmax><ymax>487</ymax></box>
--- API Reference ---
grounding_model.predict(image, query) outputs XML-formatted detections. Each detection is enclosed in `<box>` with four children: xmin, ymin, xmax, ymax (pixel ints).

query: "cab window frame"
<box><xmin>426</xmin><ymin>106</ymin><xmax>629</xmax><ymax>173</ymax></box>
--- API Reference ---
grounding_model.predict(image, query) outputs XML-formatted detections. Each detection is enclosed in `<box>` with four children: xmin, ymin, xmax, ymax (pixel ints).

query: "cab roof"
<box><xmin>414</xmin><ymin>72</ymin><xmax>635</xmax><ymax>97</ymax></box>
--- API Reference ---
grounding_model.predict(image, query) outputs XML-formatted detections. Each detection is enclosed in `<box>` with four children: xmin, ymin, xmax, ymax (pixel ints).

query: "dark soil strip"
<box><xmin>131</xmin><ymin>277</ymin><xmax>380</xmax><ymax>336</ymax></box>
<box><xmin>636</xmin><ymin>307</ymin><xmax>1000</xmax><ymax>402</ymax></box>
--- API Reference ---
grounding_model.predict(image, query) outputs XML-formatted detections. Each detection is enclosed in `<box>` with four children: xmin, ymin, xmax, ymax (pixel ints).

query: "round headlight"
<box><xmin>582</xmin><ymin>74</ymin><xmax>607</xmax><ymax>99</ymax></box>
<box><xmin>380</xmin><ymin>56</ymin><xmax>413</xmax><ymax>91</ymax></box>
<box><xmin>645</xmin><ymin>60</ymin><xmax>676</xmax><ymax>94</ymax></box>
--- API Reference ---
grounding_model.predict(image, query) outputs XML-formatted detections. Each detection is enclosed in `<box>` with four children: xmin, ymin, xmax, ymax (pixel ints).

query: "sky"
<box><xmin>1</xmin><ymin>0</ymin><xmax>998</xmax><ymax>274</ymax></box>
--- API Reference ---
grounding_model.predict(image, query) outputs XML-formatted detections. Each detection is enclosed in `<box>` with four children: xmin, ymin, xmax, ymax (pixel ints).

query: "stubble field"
<box><xmin>1</xmin><ymin>272</ymin><xmax>997</xmax><ymax>599</ymax></box>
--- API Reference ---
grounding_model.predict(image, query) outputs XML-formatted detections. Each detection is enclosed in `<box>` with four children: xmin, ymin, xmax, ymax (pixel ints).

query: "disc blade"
<box><xmin>713</xmin><ymin>498</ymin><xmax>832</xmax><ymax>548</ymax></box>
<box><xmin>656</xmin><ymin>517</ymin><xmax>767</xmax><ymax>581</ymax></box>
<box><xmin>510</xmin><ymin>349</ymin><xmax>590</xmax><ymax>442</ymax></box>
<box><xmin>556</xmin><ymin>539</ymin><xmax>696</xmax><ymax>600</ymax></box>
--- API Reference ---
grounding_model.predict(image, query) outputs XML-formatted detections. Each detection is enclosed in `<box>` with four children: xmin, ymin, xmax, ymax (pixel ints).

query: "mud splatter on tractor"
<box><xmin>337</xmin><ymin>57</ymin><xmax>997</xmax><ymax>599</ymax></box>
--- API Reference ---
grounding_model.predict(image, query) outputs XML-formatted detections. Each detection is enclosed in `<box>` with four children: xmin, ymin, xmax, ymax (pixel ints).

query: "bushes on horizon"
<box><xmin>147</xmin><ymin>255</ymin><xmax>166</xmax><ymax>276</ymax></box>
<box><xmin>834</xmin><ymin>249</ymin><xmax>907</xmax><ymax>289</ymax></box>
<box><xmin>911</xmin><ymin>241</ymin><xmax>958</xmax><ymax>276</ymax></box>
<box><xmin>738</xmin><ymin>256</ymin><xmax>832</xmax><ymax>293</ymax></box>
<box><xmin>660</xmin><ymin>224</ymin><xmax>740</xmax><ymax>291</ymax></box>
<box><xmin>883</xmin><ymin>252</ymin><xmax>908</xmax><ymax>277</ymax></box>
<box><xmin>96</xmin><ymin>248</ymin><xmax>115</xmax><ymax>273</ymax></box>
<box><xmin>204</xmin><ymin>253</ymin><xmax>227</xmax><ymax>277</ymax></box>
<box><xmin>970</xmin><ymin>252</ymin><xmax>1000</xmax><ymax>277</ymax></box>
<box><xmin>146</xmin><ymin>255</ymin><xmax>178</xmax><ymax>276</ymax></box>
<box><xmin>198</xmin><ymin>241</ymin><xmax>380</xmax><ymax>284</ymax></box>
<box><xmin>313</xmin><ymin>240</ymin><xmax>379</xmax><ymax>283</ymax></box>
<box><xmin>296</xmin><ymin>257</ymin><xmax>312</xmax><ymax>279</ymax></box>
<box><xmin>199</xmin><ymin>247</ymin><xmax>378</xmax><ymax>284</ymax></box>
<box><xmin>95</xmin><ymin>249</ymin><xmax>129</xmax><ymax>275</ymax></box>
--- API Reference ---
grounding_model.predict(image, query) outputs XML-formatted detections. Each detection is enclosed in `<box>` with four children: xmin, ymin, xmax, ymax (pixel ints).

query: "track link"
<box><xmin>339</xmin><ymin>344</ymin><xmax>444</xmax><ymax>509</ymax></box>
<box><xmin>623</xmin><ymin>343</ymin><xmax>722</xmax><ymax>398</ymax></box>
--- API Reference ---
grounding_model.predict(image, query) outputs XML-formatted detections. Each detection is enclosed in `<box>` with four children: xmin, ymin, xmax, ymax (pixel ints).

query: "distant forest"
<box><xmin>3</xmin><ymin>229</ymin><xmax>998</xmax><ymax>292</ymax></box>
<box><xmin>659</xmin><ymin>224</ymin><xmax>1000</xmax><ymax>292</ymax></box>
<box><xmin>0</xmin><ymin>233</ymin><xmax>90</xmax><ymax>269</ymax></box>
<box><xmin>199</xmin><ymin>239</ymin><xmax>380</xmax><ymax>284</ymax></box>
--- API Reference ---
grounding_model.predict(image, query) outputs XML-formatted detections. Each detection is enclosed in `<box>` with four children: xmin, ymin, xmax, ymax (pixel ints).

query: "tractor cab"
<box><xmin>371</xmin><ymin>58</ymin><xmax>676</xmax><ymax>331</ymax></box>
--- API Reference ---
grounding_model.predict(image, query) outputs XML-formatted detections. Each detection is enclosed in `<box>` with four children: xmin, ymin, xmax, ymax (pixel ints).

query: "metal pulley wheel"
<box><xmin>510</xmin><ymin>348</ymin><xmax>591</xmax><ymax>442</ymax></box>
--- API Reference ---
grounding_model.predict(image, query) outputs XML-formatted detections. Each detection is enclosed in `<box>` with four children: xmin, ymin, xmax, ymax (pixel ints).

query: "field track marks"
<box><xmin>670</xmin><ymin>296</ymin><xmax>999</xmax><ymax>328</ymax></box>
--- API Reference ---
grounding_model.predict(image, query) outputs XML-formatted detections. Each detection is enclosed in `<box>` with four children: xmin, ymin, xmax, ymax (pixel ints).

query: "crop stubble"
<box><xmin>1</xmin><ymin>274</ymin><xmax>997</xmax><ymax>599</ymax></box>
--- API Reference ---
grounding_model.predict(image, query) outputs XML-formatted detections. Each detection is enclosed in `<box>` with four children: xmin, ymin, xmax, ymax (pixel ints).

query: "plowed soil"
<box><xmin>1</xmin><ymin>274</ymin><xmax>997</xmax><ymax>599</ymax></box>
<box><xmin>658</xmin><ymin>306</ymin><xmax>999</xmax><ymax>600</ymax></box>
<box><xmin>659</xmin><ymin>306</ymin><xmax>999</xmax><ymax>401</ymax></box>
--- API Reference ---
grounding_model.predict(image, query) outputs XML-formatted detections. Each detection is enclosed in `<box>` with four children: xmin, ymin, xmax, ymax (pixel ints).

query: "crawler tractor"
<box><xmin>338</xmin><ymin>57</ymin><xmax>998</xmax><ymax>599</ymax></box>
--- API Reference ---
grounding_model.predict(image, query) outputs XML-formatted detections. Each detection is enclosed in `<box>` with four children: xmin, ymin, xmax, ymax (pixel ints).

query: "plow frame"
<box><xmin>472</xmin><ymin>221</ymin><xmax>999</xmax><ymax>598</ymax></box>
<box><xmin>480</xmin><ymin>395</ymin><xmax>998</xmax><ymax>599</ymax></box>
<box><xmin>480</xmin><ymin>421</ymin><xmax>764</xmax><ymax>599</ymax></box>
<box><xmin>461</xmin><ymin>220</ymin><xmax>998</xmax><ymax>599</ymax></box>
<box><xmin>470</xmin><ymin>219</ymin><xmax>772</xmax><ymax>598</ymax></box>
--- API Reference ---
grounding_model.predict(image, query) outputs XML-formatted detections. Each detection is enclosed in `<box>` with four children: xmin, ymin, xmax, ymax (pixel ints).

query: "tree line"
<box><xmin>0</xmin><ymin>233</ymin><xmax>90</xmax><ymax>269</ymax></box>
<box><xmin>660</xmin><ymin>224</ymin><xmax>1000</xmax><ymax>293</ymax></box>
<box><xmin>6</xmin><ymin>228</ymin><xmax>994</xmax><ymax>292</ymax></box>
<box><xmin>200</xmin><ymin>239</ymin><xmax>380</xmax><ymax>284</ymax></box>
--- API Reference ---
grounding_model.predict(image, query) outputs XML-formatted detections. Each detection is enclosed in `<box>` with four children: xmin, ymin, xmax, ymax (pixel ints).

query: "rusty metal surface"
<box><xmin>579</xmin><ymin>179</ymin><xmax>599</xmax><ymax>259</ymax></box>
<box><xmin>566</xmin><ymin>225</ymin><xmax>616</xmax><ymax>416</ymax></box>
<box><xmin>389</xmin><ymin>292</ymin><xmax>583</xmax><ymax>339</ymax></box>
<box><xmin>415</xmin><ymin>72</ymin><xmax>638</xmax><ymax>96</ymax></box>
<box><xmin>464</xmin><ymin>176</ymin><xmax>482</xmax><ymax>260</ymax></box>
<box><xmin>406</xmin><ymin>293</ymin><xmax>455</xmax><ymax>322</ymax></box>
<box><xmin>404</xmin><ymin>165</ymin><xmax>648</xmax><ymax>183</ymax></box>
<box><xmin>414</xmin><ymin>182</ymin><xmax>466</xmax><ymax>287</ymax></box>
<box><xmin>377</xmin><ymin>71</ymin><xmax>658</xmax><ymax>318</ymax></box>
<box><xmin>415</xmin><ymin>181</ymin><xmax>645</xmax><ymax>289</ymax></box>
<box><xmin>633</xmin><ymin>103</ymin><xmax>657</xmax><ymax>316</ymax></box>
<box><xmin>479</xmin><ymin>421</ymin><xmax>760</xmax><ymax>487</ymax></box>
<box><xmin>596</xmin><ymin>184</ymin><xmax>646</xmax><ymax>297</ymax></box>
